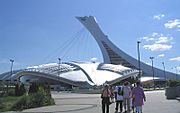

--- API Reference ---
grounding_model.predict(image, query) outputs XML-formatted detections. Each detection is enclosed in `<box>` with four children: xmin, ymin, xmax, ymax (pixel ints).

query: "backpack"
<box><xmin>118</xmin><ymin>86</ymin><xmax>124</xmax><ymax>96</ymax></box>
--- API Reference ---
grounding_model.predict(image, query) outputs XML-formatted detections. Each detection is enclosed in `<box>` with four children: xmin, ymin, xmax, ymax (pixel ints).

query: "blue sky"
<box><xmin>0</xmin><ymin>0</ymin><xmax>180</xmax><ymax>74</ymax></box>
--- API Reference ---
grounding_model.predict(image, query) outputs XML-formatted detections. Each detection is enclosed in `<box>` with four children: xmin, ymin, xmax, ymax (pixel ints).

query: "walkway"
<box><xmin>5</xmin><ymin>90</ymin><xmax>180</xmax><ymax>113</ymax></box>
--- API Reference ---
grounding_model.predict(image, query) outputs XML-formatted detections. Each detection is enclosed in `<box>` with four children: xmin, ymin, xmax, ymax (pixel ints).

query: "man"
<box><xmin>123</xmin><ymin>81</ymin><xmax>131</xmax><ymax>112</ymax></box>
<box><xmin>114</xmin><ymin>85</ymin><xmax>124</xmax><ymax>113</ymax></box>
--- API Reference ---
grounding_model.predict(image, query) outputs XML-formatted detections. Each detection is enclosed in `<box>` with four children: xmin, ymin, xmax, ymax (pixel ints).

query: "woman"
<box><xmin>101</xmin><ymin>84</ymin><xmax>112</xmax><ymax>113</ymax></box>
<box><xmin>132</xmin><ymin>81</ymin><xmax>146</xmax><ymax>113</ymax></box>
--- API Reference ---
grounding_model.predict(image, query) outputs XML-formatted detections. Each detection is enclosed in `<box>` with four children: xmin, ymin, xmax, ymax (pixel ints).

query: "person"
<box><xmin>131</xmin><ymin>84</ymin><xmax>135</xmax><ymax>113</ymax></box>
<box><xmin>114</xmin><ymin>85</ymin><xmax>124</xmax><ymax>113</ymax></box>
<box><xmin>101</xmin><ymin>84</ymin><xmax>111</xmax><ymax>113</ymax></box>
<box><xmin>131</xmin><ymin>94</ymin><xmax>135</xmax><ymax>113</ymax></box>
<box><xmin>123</xmin><ymin>81</ymin><xmax>131</xmax><ymax>113</ymax></box>
<box><xmin>109</xmin><ymin>85</ymin><xmax>115</xmax><ymax>103</ymax></box>
<box><xmin>132</xmin><ymin>81</ymin><xmax>146</xmax><ymax>113</ymax></box>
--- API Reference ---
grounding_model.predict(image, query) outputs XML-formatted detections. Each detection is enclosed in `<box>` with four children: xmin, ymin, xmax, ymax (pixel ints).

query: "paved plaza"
<box><xmin>20</xmin><ymin>90</ymin><xmax>180</xmax><ymax>113</ymax></box>
<box><xmin>4</xmin><ymin>90</ymin><xmax>180</xmax><ymax>113</ymax></box>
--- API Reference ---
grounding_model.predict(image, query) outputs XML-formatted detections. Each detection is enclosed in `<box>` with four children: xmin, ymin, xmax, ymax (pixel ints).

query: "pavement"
<box><xmin>4</xmin><ymin>90</ymin><xmax>180</xmax><ymax>113</ymax></box>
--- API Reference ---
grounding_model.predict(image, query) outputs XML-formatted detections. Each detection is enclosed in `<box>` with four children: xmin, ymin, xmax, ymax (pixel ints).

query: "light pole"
<box><xmin>10</xmin><ymin>59</ymin><xmax>14</xmax><ymax>82</ymax></box>
<box><xmin>162</xmin><ymin>62</ymin><xmax>166</xmax><ymax>86</ymax></box>
<box><xmin>58</xmin><ymin>58</ymin><xmax>61</xmax><ymax>92</ymax></box>
<box><xmin>150</xmin><ymin>57</ymin><xmax>155</xmax><ymax>90</ymax></box>
<box><xmin>175</xmin><ymin>66</ymin><xmax>178</xmax><ymax>79</ymax></box>
<box><xmin>175</xmin><ymin>67</ymin><xmax>178</xmax><ymax>79</ymax></box>
<box><xmin>7</xmin><ymin>59</ymin><xmax>14</xmax><ymax>93</ymax></box>
<box><xmin>137</xmin><ymin>41</ymin><xmax>141</xmax><ymax>80</ymax></box>
<box><xmin>172</xmin><ymin>67</ymin><xmax>178</xmax><ymax>79</ymax></box>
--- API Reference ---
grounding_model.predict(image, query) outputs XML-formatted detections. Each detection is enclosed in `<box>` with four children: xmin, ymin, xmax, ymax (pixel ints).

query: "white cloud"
<box><xmin>143</xmin><ymin>44</ymin><xmax>172</xmax><ymax>51</ymax></box>
<box><xmin>155</xmin><ymin>36</ymin><xmax>173</xmax><ymax>44</ymax></box>
<box><xmin>142</xmin><ymin>37</ymin><xmax>155</xmax><ymax>41</ymax></box>
<box><xmin>153</xmin><ymin>14</ymin><xmax>165</xmax><ymax>20</ymax></box>
<box><xmin>177</xmin><ymin>25</ymin><xmax>180</xmax><ymax>31</ymax></box>
<box><xmin>90</xmin><ymin>57</ymin><xmax>98</xmax><ymax>62</ymax></box>
<box><xmin>152</xmin><ymin>32</ymin><xmax>158</xmax><ymax>37</ymax></box>
<box><xmin>142</xmin><ymin>32</ymin><xmax>158</xmax><ymax>42</ymax></box>
<box><xmin>164</xmin><ymin>19</ymin><xmax>180</xmax><ymax>29</ymax></box>
<box><xmin>169</xmin><ymin>57</ymin><xmax>180</xmax><ymax>61</ymax></box>
<box><xmin>177</xmin><ymin>66</ymin><xmax>180</xmax><ymax>70</ymax></box>
<box><xmin>141</xmin><ymin>32</ymin><xmax>173</xmax><ymax>51</ymax></box>
<box><xmin>157</xmin><ymin>54</ymin><xmax>165</xmax><ymax>58</ymax></box>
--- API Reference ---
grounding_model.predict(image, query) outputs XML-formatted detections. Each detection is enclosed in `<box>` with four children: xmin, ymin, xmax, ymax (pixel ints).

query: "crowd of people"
<box><xmin>101</xmin><ymin>81</ymin><xmax>146</xmax><ymax>113</ymax></box>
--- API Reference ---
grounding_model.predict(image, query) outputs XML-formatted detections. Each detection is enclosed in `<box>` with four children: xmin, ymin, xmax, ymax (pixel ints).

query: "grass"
<box><xmin>0</xmin><ymin>96</ymin><xmax>22</xmax><ymax>112</ymax></box>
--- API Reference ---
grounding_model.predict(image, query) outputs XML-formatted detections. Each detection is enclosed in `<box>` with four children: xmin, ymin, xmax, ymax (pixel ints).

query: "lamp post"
<box><xmin>172</xmin><ymin>67</ymin><xmax>178</xmax><ymax>79</ymax></box>
<box><xmin>150</xmin><ymin>57</ymin><xmax>155</xmax><ymax>90</ymax></box>
<box><xmin>58</xmin><ymin>58</ymin><xmax>61</xmax><ymax>92</ymax></box>
<box><xmin>175</xmin><ymin>66</ymin><xmax>178</xmax><ymax>79</ymax></box>
<box><xmin>6</xmin><ymin>59</ymin><xmax>14</xmax><ymax>93</ymax></box>
<box><xmin>10</xmin><ymin>59</ymin><xmax>14</xmax><ymax>82</ymax></box>
<box><xmin>137</xmin><ymin>41</ymin><xmax>141</xmax><ymax>80</ymax></box>
<box><xmin>176</xmin><ymin>67</ymin><xmax>178</xmax><ymax>79</ymax></box>
<box><xmin>162</xmin><ymin>62</ymin><xmax>166</xmax><ymax>86</ymax></box>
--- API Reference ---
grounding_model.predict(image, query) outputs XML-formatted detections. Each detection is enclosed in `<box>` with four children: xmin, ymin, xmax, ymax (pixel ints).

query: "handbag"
<box><xmin>109</xmin><ymin>97</ymin><xmax>115</xmax><ymax>104</ymax></box>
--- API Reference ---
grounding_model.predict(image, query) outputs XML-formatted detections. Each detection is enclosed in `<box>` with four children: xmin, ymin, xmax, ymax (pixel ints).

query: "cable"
<box><xmin>40</xmin><ymin>28</ymin><xmax>85</xmax><ymax>63</ymax></box>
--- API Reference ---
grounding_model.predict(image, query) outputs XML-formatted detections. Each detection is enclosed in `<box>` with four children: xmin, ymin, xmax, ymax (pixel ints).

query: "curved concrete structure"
<box><xmin>76</xmin><ymin>16</ymin><xmax>179</xmax><ymax>79</ymax></box>
<box><xmin>1</xmin><ymin>16</ymin><xmax>179</xmax><ymax>88</ymax></box>
<box><xmin>0</xmin><ymin>62</ymin><xmax>138</xmax><ymax>86</ymax></box>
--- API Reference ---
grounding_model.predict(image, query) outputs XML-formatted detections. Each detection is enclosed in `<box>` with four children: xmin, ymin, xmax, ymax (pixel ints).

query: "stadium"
<box><xmin>0</xmin><ymin>16</ymin><xmax>179</xmax><ymax>89</ymax></box>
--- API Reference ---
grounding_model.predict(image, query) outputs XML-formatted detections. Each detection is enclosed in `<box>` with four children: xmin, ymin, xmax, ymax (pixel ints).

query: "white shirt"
<box><xmin>123</xmin><ymin>85</ymin><xmax>131</xmax><ymax>98</ymax></box>
<box><xmin>114</xmin><ymin>86</ymin><xmax>123</xmax><ymax>101</ymax></box>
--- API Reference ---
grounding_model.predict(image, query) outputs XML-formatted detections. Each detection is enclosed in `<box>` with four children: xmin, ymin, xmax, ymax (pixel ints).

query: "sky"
<box><xmin>0</xmin><ymin>0</ymin><xmax>180</xmax><ymax>74</ymax></box>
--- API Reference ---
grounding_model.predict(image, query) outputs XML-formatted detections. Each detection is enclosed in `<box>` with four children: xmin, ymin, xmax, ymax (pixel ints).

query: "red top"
<box><xmin>101</xmin><ymin>88</ymin><xmax>111</xmax><ymax>97</ymax></box>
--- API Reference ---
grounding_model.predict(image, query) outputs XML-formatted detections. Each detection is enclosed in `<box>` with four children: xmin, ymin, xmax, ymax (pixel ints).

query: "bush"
<box><xmin>7</xmin><ymin>89</ymin><xmax>15</xmax><ymax>96</ymax></box>
<box><xmin>29</xmin><ymin>83</ymin><xmax>38</xmax><ymax>94</ymax></box>
<box><xmin>15</xmin><ymin>83</ymin><xmax>26</xmax><ymax>96</ymax></box>
<box><xmin>167</xmin><ymin>80</ymin><xmax>180</xmax><ymax>87</ymax></box>
<box><xmin>11</xmin><ymin>95</ymin><xmax>30</xmax><ymax>111</ymax></box>
<box><xmin>11</xmin><ymin>87</ymin><xmax>55</xmax><ymax>111</ymax></box>
<box><xmin>28</xmin><ymin>87</ymin><xmax>54</xmax><ymax>107</ymax></box>
<box><xmin>0</xmin><ymin>96</ymin><xmax>22</xmax><ymax>112</ymax></box>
